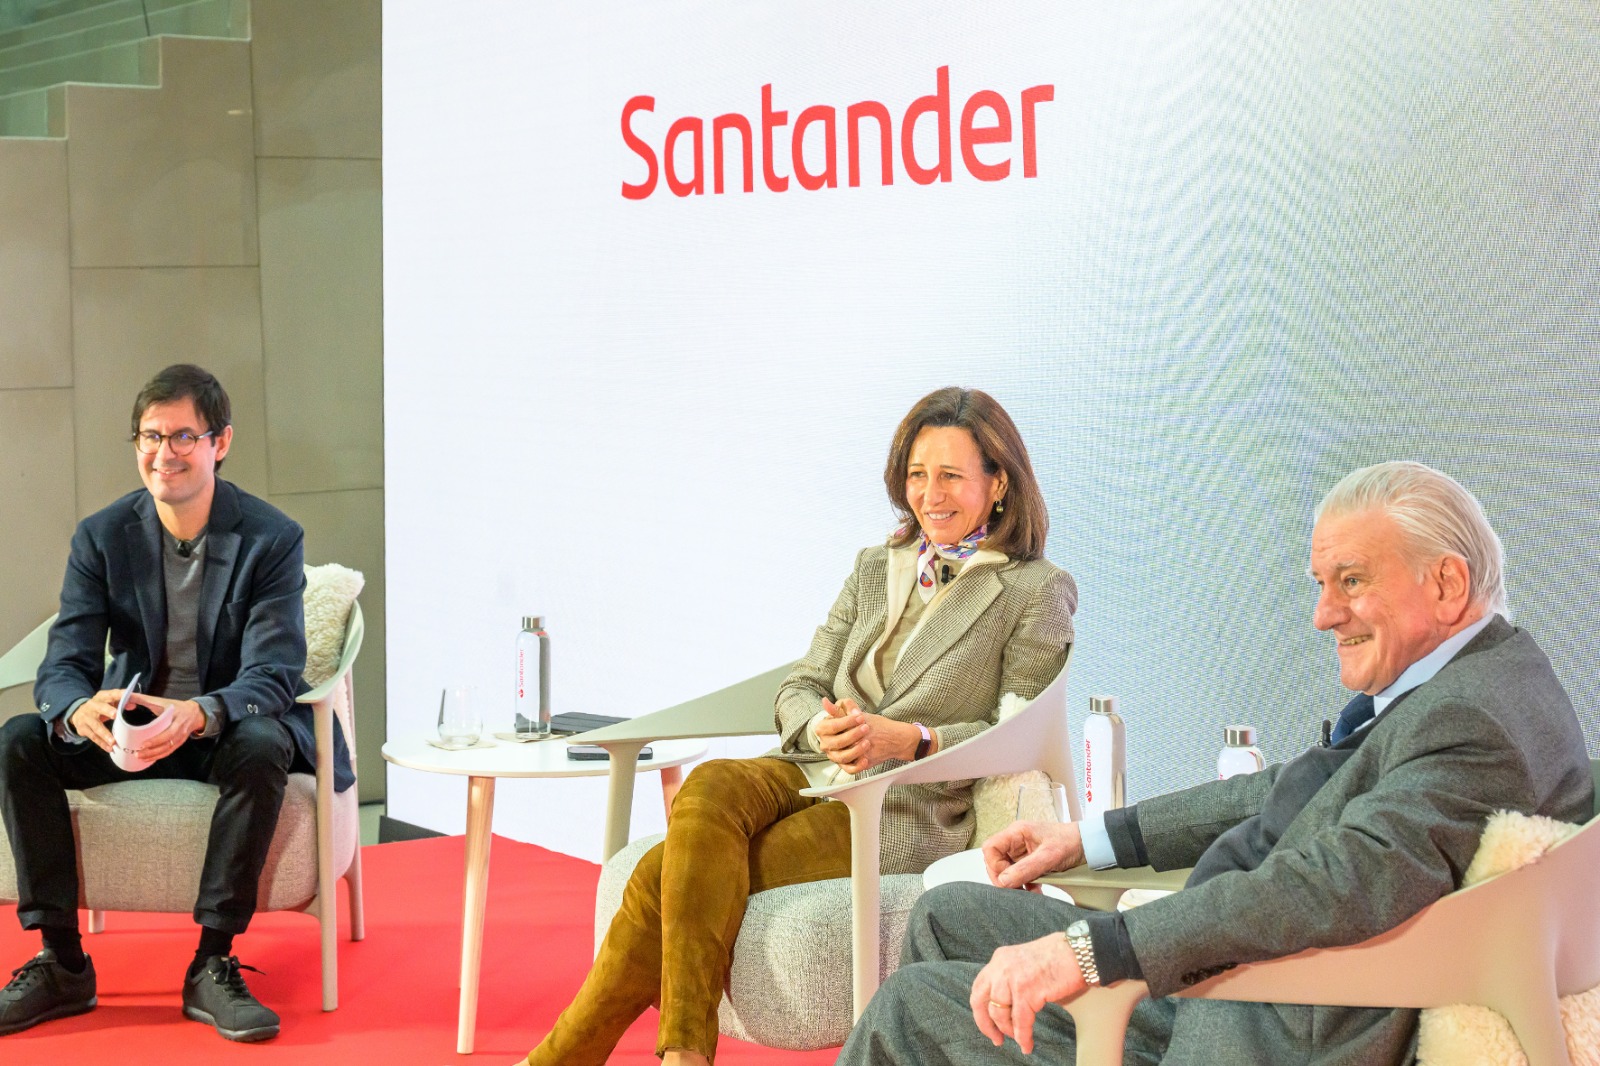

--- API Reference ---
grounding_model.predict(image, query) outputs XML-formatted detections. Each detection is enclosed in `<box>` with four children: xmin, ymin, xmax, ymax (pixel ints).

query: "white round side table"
<box><xmin>382</xmin><ymin>735</ymin><xmax>707</xmax><ymax>1054</ymax></box>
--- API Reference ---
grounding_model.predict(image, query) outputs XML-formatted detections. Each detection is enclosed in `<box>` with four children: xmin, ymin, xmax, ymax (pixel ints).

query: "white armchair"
<box><xmin>584</xmin><ymin>651</ymin><xmax>1076</xmax><ymax>1048</ymax></box>
<box><xmin>0</xmin><ymin>574</ymin><xmax>367</xmax><ymax>1011</ymax></box>
<box><xmin>1049</xmin><ymin>759</ymin><xmax>1600</xmax><ymax>1066</ymax></box>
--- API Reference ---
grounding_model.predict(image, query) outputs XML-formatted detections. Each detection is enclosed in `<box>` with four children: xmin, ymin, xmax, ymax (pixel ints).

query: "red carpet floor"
<box><xmin>0</xmin><ymin>835</ymin><xmax>841</xmax><ymax>1065</ymax></box>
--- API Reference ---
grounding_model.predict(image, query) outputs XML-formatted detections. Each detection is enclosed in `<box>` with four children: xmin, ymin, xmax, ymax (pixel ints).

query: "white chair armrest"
<box><xmin>0</xmin><ymin>615</ymin><xmax>55</xmax><ymax>695</ymax></box>
<box><xmin>299</xmin><ymin>601</ymin><xmax>363</xmax><ymax>785</ymax></box>
<box><xmin>571</xmin><ymin>661</ymin><xmax>795</xmax><ymax>749</ymax></box>
<box><xmin>298</xmin><ymin>602</ymin><xmax>365</xmax><ymax>708</ymax></box>
<box><xmin>1038</xmin><ymin>865</ymin><xmax>1191</xmax><ymax>912</ymax></box>
<box><xmin>1062</xmin><ymin>813</ymin><xmax>1600</xmax><ymax>1066</ymax></box>
<box><xmin>797</xmin><ymin>649</ymin><xmax>1078</xmax><ymax>813</ymax></box>
<box><xmin>586</xmin><ymin>662</ymin><xmax>794</xmax><ymax>861</ymax></box>
<box><xmin>1059</xmin><ymin>980</ymin><xmax>1154</xmax><ymax>1066</ymax></box>
<box><xmin>797</xmin><ymin>653</ymin><xmax>1076</xmax><ymax>1021</ymax></box>
<box><xmin>297</xmin><ymin>601</ymin><xmax>362</xmax><ymax>1016</ymax></box>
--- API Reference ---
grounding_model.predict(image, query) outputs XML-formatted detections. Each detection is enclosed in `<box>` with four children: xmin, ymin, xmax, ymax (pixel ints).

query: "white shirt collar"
<box><xmin>1372</xmin><ymin>614</ymin><xmax>1496</xmax><ymax>716</ymax></box>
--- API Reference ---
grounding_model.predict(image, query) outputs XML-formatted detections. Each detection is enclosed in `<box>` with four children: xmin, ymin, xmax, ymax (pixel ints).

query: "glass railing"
<box><xmin>0</xmin><ymin>0</ymin><xmax>246</xmax><ymax>135</ymax></box>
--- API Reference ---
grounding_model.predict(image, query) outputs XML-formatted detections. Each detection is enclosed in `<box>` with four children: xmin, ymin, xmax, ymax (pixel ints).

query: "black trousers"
<box><xmin>0</xmin><ymin>712</ymin><xmax>292</xmax><ymax>935</ymax></box>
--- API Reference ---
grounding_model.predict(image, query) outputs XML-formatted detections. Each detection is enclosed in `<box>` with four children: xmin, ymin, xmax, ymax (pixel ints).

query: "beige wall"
<box><xmin>0</xmin><ymin>1</ymin><xmax>386</xmax><ymax>801</ymax></box>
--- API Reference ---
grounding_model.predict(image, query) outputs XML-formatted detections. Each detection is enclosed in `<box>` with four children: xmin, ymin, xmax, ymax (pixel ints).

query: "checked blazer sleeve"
<box><xmin>766</xmin><ymin>544</ymin><xmax>1076</xmax><ymax>874</ymax></box>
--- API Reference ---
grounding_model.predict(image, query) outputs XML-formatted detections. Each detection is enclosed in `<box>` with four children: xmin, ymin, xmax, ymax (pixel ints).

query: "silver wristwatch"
<box><xmin>1065</xmin><ymin>920</ymin><xmax>1101</xmax><ymax>986</ymax></box>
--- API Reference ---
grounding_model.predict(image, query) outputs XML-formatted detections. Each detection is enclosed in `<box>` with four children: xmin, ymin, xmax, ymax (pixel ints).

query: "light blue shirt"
<box><xmin>1080</xmin><ymin>614</ymin><xmax>1498</xmax><ymax>869</ymax></box>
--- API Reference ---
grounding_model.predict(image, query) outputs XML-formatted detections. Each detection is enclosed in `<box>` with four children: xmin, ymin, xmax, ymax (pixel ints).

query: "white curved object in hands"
<box><xmin>111</xmin><ymin>693</ymin><xmax>171</xmax><ymax>773</ymax></box>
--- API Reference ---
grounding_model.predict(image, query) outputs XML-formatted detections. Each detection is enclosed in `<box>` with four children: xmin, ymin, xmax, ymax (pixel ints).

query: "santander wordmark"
<box><xmin>621</xmin><ymin>66</ymin><xmax>1054</xmax><ymax>200</ymax></box>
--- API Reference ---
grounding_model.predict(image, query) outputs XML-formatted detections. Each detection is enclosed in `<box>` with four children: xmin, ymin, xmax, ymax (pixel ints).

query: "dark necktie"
<box><xmin>1329</xmin><ymin>693</ymin><xmax>1376</xmax><ymax>743</ymax></box>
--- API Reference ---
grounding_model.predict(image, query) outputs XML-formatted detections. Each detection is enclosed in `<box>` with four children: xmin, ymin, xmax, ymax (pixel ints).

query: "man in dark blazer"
<box><xmin>0</xmin><ymin>364</ymin><xmax>344</xmax><ymax>1043</ymax></box>
<box><xmin>839</xmin><ymin>461</ymin><xmax>1594</xmax><ymax>1066</ymax></box>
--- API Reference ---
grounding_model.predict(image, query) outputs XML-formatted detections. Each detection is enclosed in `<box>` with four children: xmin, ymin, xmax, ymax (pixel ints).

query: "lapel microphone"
<box><xmin>940</xmin><ymin>563</ymin><xmax>952</xmax><ymax>584</ymax></box>
<box><xmin>176</xmin><ymin>538</ymin><xmax>195</xmax><ymax>558</ymax></box>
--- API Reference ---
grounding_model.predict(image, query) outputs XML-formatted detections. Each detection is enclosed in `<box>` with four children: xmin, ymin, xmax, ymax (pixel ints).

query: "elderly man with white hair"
<box><xmin>839</xmin><ymin>460</ymin><xmax>1593</xmax><ymax>1066</ymax></box>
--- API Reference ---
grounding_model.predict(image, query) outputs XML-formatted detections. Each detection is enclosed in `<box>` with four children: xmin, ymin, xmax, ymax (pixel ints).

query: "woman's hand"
<box><xmin>815</xmin><ymin>697</ymin><xmax>924</xmax><ymax>774</ymax></box>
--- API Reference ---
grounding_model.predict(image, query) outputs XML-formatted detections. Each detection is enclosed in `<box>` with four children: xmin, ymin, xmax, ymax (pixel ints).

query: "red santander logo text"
<box><xmin>622</xmin><ymin>66</ymin><xmax>1053</xmax><ymax>200</ymax></box>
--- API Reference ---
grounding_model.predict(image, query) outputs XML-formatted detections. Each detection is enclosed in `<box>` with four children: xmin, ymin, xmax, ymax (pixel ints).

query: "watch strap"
<box><xmin>913</xmin><ymin>722</ymin><xmax>932</xmax><ymax>760</ymax></box>
<box><xmin>1066</xmin><ymin>920</ymin><xmax>1101</xmax><ymax>986</ymax></box>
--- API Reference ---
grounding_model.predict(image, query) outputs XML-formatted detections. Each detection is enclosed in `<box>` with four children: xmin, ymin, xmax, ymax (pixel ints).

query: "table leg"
<box><xmin>458</xmin><ymin>774</ymin><xmax>496</xmax><ymax>1055</ymax></box>
<box><xmin>659</xmin><ymin>764</ymin><xmax>684</xmax><ymax>821</ymax></box>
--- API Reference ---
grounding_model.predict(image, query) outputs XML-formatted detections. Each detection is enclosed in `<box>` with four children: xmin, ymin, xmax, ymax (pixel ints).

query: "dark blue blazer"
<box><xmin>34</xmin><ymin>479</ymin><xmax>354</xmax><ymax>792</ymax></box>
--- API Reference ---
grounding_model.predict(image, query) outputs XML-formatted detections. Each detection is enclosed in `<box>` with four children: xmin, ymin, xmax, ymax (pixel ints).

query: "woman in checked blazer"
<box><xmin>524</xmin><ymin>387</ymin><xmax>1076</xmax><ymax>1066</ymax></box>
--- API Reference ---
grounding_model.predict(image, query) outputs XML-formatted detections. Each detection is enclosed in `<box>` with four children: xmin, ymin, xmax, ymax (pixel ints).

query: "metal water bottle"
<box><xmin>514</xmin><ymin>616</ymin><xmax>551</xmax><ymax>736</ymax></box>
<box><xmin>1217</xmin><ymin>725</ymin><xmax>1264</xmax><ymax>779</ymax></box>
<box><xmin>1082</xmin><ymin>696</ymin><xmax>1126</xmax><ymax>819</ymax></box>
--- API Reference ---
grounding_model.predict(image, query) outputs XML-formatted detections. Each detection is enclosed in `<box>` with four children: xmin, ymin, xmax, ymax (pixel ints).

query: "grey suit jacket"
<box><xmin>767</xmin><ymin>544</ymin><xmax>1076</xmax><ymax>874</ymax></box>
<box><xmin>1115</xmin><ymin>617</ymin><xmax>1592</xmax><ymax>1065</ymax></box>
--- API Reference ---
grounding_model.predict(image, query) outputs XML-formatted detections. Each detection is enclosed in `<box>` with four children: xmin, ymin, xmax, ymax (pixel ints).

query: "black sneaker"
<box><xmin>181</xmin><ymin>955</ymin><xmax>280</xmax><ymax>1042</ymax></box>
<box><xmin>0</xmin><ymin>949</ymin><xmax>97</xmax><ymax>1036</ymax></box>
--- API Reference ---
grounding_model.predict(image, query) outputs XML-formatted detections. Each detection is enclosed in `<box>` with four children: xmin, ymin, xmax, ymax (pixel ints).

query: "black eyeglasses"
<box><xmin>132</xmin><ymin>430</ymin><xmax>216</xmax><ymax>456</ymax></box>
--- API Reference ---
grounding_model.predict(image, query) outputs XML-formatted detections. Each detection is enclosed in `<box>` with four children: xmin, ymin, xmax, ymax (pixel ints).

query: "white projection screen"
<box><xmin>384</xmin><ymin>1</ymin><xmax>1600</xmax><ymax>859</ymax></box>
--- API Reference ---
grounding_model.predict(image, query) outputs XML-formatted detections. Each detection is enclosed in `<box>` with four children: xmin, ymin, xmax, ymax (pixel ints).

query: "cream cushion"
<box><xmin>0</xmin><ymin>773</ymin><xmax>356</xmax><ymax>912</ymax></box>
<box><xmin>302</xmin><ymin>562</ymin><xmax>364</xmax><ymax>688</ymax></box>
<box><xmin>970</xmin><ymin>693</ymin><xmax>1054</xmax><ymax>844</ymax></box>
<box><xmin>591</xmin><ymin>769</ymin><xmax>1042</xmax><ymax>1050</ymax></box>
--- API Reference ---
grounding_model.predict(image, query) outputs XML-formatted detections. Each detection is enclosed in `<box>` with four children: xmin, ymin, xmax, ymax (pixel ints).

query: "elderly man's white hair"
<box><xmin>1316</xmin><ymin>461</ymin><xmax>1507</xmax><ymax>617</ymax></box>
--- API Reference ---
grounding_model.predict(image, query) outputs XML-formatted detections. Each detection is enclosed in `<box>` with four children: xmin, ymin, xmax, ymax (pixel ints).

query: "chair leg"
<box><xmin>320</xmin><ymin>896</ymin><xmax>337</xmax><ymax>1012</ymax></box>
<box><xmin>315</xmin><ymin>803</ymin><xmax>338</xmax><ymax>1012</ymax></box>
<box><xmin>311</xmin><ymin>690</ymin><xmax>340</xmax><ymax>1010</ymax></box>
<box><xmin>87</xmin><ymin>910</ymin><xmax>105</xmax><ymax>934</ymax></box>
<box><xmin>346</xmin><ymin>846</ymin><xmax>366</xmax><ymax>942</ymax></box>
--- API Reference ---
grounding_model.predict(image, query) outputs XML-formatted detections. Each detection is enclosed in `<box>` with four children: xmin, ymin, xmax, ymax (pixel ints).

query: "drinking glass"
<box><xmin>1015</xmin><ymin>780</ymin><xmax>1068</xmax><ymax>823</ymax></box>
<box><xmin>437</xmin><ymin>685</ymin><xmax>482</xmax><ymax>748</ymax></box>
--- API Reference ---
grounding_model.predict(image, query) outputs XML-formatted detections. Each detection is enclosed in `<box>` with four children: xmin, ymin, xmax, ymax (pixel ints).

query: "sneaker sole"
<box><xmin>182</xmin><ymin>1004</ymin><xmax>280</xmax><ymax>1042</ymax></box>
<box><xmin>0</xmin><ymin>995</ymin><xmax>96</xmax><ymax>1036</ymax></box>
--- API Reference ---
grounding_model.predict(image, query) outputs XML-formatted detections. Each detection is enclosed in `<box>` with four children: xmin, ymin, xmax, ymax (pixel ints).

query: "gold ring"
<box><xmin>988</xmin><ymin>1000</ymin><xmax>1010</xmax><ymax>1010</ymax></box>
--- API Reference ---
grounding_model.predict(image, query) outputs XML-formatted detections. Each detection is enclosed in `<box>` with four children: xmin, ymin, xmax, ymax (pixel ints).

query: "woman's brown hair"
<box><xmin>884</xmin><ymin>387</ymin><xmax>1048</xmax><ymax>561</ymax></box>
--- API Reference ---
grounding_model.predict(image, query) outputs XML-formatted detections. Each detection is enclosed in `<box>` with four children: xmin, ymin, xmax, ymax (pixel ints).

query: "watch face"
<box><xmin>1067</xmin><ymin>920</ymin><xmax>1089</xmax><ymax>938</ymax></box>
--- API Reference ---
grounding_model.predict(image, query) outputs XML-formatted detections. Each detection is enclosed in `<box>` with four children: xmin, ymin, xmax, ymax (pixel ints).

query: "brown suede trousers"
<box><xmin>525</xmin><ymin>757</ymin><xmax>853</xmax><ymax>1065</ymax></box>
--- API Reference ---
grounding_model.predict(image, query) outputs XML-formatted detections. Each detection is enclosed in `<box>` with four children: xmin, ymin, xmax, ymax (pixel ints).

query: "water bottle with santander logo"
<box><xmin>1082</xmin><ymin>696</ymin><xmax>1126</xmax><ymax>819</ymax></box>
